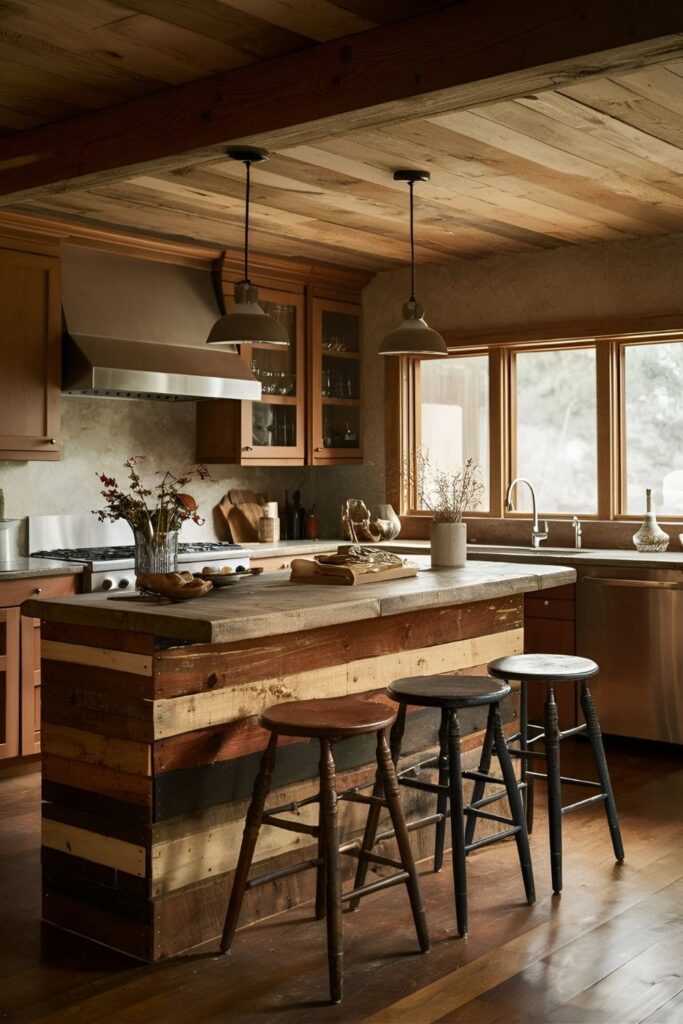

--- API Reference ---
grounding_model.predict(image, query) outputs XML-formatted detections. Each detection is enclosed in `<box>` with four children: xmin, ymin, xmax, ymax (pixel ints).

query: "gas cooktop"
<box><xmin>32</xmin><ymin>541</ymin><xmax>243</xmax><ymax>563</ymax></box>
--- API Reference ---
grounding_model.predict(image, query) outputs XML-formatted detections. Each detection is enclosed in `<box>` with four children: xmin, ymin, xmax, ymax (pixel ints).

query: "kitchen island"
<box><xmin>24</xmin><ymin>558</ymin><xmax>574</xmax><ymax>961</ymax></box>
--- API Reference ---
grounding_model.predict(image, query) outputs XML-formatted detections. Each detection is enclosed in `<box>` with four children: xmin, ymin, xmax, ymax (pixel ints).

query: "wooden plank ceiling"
<box><xmin>3</xmin><ymin>3</ymin><xmax>683</xmax><ymax>271</ymax></box>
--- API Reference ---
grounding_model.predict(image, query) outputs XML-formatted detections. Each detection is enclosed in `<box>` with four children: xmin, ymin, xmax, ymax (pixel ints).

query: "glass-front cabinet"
<box><xmin>197</xmin><ymin>288</ymin><xmax>305</xmax><ymax>465</ymax></box>
<box><xmin>239</xmin><ymin>290</ymin><xmax>305</xmax><ymax>463</ymax></box>
<box><xmin>310</xmin><ymin>297</ymin><xmax>363</xmax><ymax>465</ymax></box>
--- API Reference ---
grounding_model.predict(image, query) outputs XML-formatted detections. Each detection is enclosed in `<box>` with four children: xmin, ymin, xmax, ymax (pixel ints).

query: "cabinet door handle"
<box><xmin>46</xmin><ymin>438</ymin><xmax>57</xmax><ymax>445</ymax></box>
<box><xmin>34</xmin><ymin>587</ymin><xmax>43</xmax><ymax>594</ymax></box>
<box><xmin>242</xmin><ymin>446</ymin><xmax>253</xmax><ymax>452</ymax></box>
<box><xmin>315</xmin><ymin>447</ymin><xmax>324</xmax><ymax>452</ymax></box>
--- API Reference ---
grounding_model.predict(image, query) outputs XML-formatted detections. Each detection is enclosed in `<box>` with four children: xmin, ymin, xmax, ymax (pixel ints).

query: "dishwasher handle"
<box><xmin>582</xmin><ymin>576</ymin><xmax>683</xmax><ymax>590</ymax></box>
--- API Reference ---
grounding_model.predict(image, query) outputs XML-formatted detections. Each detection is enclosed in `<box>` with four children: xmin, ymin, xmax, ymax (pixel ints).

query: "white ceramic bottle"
<box><xmin>633</xmin><ymin>488</ymin><xmax>669</xmax><ymax>552</ymax></box>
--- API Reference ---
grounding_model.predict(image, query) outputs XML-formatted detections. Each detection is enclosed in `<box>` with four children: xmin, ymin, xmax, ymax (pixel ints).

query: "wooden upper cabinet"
<box><xmin>196</xmin><ymin>254</ymin><xmax>369</xmax><ymax>467</ymax></box>
<box><xmin>0</xmin><ymin>247</ymin><xmax>61</xmax><ymax>460</ymax></box>
<box><xmin>309</xmin><ymin>296</ymin><xmax>363</xmax><ymax>466</ymax></box>
<box><xmin>197</xmin><ymin>287</ymin><xmax>306</xmax><ymax>466</ymax></box>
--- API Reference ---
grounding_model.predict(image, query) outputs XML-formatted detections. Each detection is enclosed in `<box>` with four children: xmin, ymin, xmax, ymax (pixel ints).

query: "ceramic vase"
<box><xmin>133</xmin><ymin>527</ymin><xmax>179</xmax><ymax>575</ymax></box>
<box><xmin>375</xmin><ymin>503</ymin><xmax>401</xmax><ymax>541</ymax></box>
<box><xmin>430</xmin><ymin>520</ymin><xmax>467</xmax><ymax>568</ymax></box>
<box><xmin>633</xmin><ymin>489</ymin><xmax>669</xmax><ymax>552</ymax></box>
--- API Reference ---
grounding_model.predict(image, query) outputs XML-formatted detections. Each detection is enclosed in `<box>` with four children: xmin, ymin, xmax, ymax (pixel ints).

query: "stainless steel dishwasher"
<box><xmin>576</xmin><ymin>565</ymin><xmax>683</xmax><ymax>743</ymax></box>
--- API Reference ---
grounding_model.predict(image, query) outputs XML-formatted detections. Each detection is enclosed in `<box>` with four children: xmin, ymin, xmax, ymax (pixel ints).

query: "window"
<box><xmin>417</xmin><ymin>354</ymin><xmax>489</xmax><ymax>510</ymax></box>
<box><xmin>514</xmin><ymin>347</ymin><xmax>597</xmax><ymax>514</ymax></box>
<box><xmin>623</xmin><ymin>342</ymin><xmax>683</xmax><ymax>515</ymax></box>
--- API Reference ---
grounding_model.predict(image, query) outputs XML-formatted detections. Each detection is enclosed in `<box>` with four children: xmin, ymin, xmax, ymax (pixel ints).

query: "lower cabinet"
<box><xmin>524</xmin><ymin>584</ymin><xmax>577</xmax><ymax>728</ymax></box>
<box><xmin>0</xmin><ymin>574</ymin><xmax>78</xmax><ymax>760</ymax></box>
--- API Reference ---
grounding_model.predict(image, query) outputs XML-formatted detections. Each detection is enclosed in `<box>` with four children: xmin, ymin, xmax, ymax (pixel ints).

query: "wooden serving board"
<box><xmin>290</xmin><ymin>560</ymin><xmax>418</xmax><ymax>586</ymax></box>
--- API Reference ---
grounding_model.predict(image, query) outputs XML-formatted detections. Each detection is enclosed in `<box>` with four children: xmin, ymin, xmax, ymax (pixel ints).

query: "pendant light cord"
<box><xmin>409</xmin><ymin>179</ymin><xmax>416</xmax><ymax>303</ymax></box>
<box><xmin>243</xmin><ymin>158</ymin><xmax>252</xmax><ymax>286</ymax></box>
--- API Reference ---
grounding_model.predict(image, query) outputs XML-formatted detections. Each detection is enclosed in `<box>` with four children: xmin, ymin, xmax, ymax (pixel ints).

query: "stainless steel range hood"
<box><xmin>61</xmin><ymin>244</ymin><xmax>261</xmax><ymax>402</ymax></box>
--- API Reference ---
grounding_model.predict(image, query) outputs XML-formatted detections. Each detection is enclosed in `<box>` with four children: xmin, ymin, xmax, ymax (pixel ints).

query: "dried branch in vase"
<box><xmin>406</xmin><ymin>449</ymin><xmax>484</xmax><ymax>523</ymax></box>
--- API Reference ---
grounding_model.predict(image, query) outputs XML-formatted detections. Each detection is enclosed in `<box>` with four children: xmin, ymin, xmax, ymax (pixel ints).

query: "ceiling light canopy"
<box><xmin>206</xmin><ymin>147</ymin><xmax>289</xmax><ymax>347</ymax></box>
<box><xmin>379</xmin><ymin>170</ymin><xmax>448</xmax><ymax>357</ymax></box>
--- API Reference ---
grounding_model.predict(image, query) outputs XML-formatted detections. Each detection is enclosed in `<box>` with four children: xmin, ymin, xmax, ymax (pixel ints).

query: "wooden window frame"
<box><xmin>389</xmin><ymin>329</ymin><xmax>683</xmax><ymax>528</ymax></box>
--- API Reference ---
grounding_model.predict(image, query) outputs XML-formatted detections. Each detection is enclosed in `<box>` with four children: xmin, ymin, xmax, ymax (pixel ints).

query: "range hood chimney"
<box><xmin>61</xmin><ymin>244</ymin><xmax>261</xmax><ymax>402</ymax></box>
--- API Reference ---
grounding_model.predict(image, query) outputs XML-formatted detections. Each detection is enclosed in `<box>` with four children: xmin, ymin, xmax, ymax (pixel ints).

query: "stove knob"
<box><xmin>118</xmin><ymin>578</ymin><xmax>131</xmax><ymax>590</ymax></box>
<box><xmin>101</xmin><ymin>578</ymin><xmax>114</xmax><ymax>591</ymax></box>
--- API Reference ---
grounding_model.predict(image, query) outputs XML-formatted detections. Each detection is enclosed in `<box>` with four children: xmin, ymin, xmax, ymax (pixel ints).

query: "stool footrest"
<box><xmin>400</xmin><ymin>777</ymin><xmax>449</xmax><ymax>795</ymax></box>
<box><xmin>560</xmin><ymin>723</ymin><xmax>587</xmax><ymax>739</ymax></box>
<box><xmin>375</xmin><ymin>811</ymin><xmax>444</xmax><ymax>846</ymax></box>
<box><xmin>469</xmin><ymin>786</ymin><xmax>525</xmax><ymax>812</ymax></box>
<box><xmin>526</xmin><ymin>771</ymin><xmax>602</xmax><ymax>788</ymax></box>
<box><xmin>246</xmin><ymin>856</ymin><xmax>322</xmax><ymax>890</ymax></box>
<box><xmin>466</xmin><ymin>827</ymin><xmax>519</xmax><ymax>852</ymax></box>
<box><xmin>462</xmin><ymin>770</ymin><xmax>505</xmax><ymax>785</ymax></box>
<box><xmin>261</xmin><ymin>813</ymin><xmax>319</xmax><ymax>836</ymax></box>
<box><xmin>562</xmin><ymin>793</ymin><xmax>608</xmax><ymax>815</ymax></box>
<box><xmin>342</xmin><ymin>871</ymin><xmax>409</xmax><ymax>903</ymax></box>
<box><xmin>265</xmin><ymin>792</ymin><xmax>320</xmax><ymax>816</ymax></box>
<box><xmin>466</xmin><ymin>807</ymin><xmax>516</xmax><ymax>827</ymax></box>
<box><xmin>508</xmin><ymin>747</ymin><xmax>547</xmax><ymax>759</ymax></box>
<box><xmin>341</xmin><ymin>792</ymin><xmax>386</xmax><ymax>807</ymax></box>
<box><xmin>342</xmin><ymin>847</ymin><xmax>404</xmax><ymax>872</ymax></box>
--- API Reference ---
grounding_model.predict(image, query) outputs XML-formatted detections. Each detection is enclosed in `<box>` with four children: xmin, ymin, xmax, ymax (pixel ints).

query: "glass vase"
<box><xmin>133</xmin><ymin>528</ymin><xmax>179</xmax><ymax>575</ymax></box>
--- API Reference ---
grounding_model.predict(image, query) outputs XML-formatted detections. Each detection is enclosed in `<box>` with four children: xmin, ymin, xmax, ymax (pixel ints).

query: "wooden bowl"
<box><xmin>136</xmin><ymin>571</ymin><xmax>213</xmax><ymax>601</ymax></box>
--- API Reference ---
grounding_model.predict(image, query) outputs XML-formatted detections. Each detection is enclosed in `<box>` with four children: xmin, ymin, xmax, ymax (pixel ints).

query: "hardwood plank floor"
<box><xmin>0</xmin><ymin>737</ymin><xmax>680</xmax><ymax>1023</ymax></box>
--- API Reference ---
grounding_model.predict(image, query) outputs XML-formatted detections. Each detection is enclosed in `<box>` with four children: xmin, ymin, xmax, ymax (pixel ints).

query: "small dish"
<box><xmin>193</xmin><ymin>567</ymin><xmax>264</xmax><ymax>587</ymax></box>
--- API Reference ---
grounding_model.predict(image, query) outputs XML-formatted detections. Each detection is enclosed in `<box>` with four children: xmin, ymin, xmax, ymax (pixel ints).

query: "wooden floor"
<box><xmin>1</xmin><ymin>737</ymin><xmax>681</xmax><ymax>1023</ymax></box>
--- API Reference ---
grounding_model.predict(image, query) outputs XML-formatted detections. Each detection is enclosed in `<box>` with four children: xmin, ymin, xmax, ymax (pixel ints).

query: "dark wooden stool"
<box><xmin>477</xmin><ymin>654</ymin><xmax>624</xmax><ymax>894</ymax></box>
<box><xmin>221</xmin><ymin>696</ymin><xmax>430</xmax><ymax>1004</ymax></box>
<box><xmin>351</xmin><ymin>676</ymin><xmax>535</xmax><ymax>938</ymax></box>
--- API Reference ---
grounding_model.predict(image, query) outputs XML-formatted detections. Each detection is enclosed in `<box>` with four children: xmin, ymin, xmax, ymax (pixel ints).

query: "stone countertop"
<box><xmin>0</xmin><ymin>558</ymin><xmax>85</xmax><ymax>581</ymax></box>
<box><xmin>379</xmin><ymin>540</ymin><xmax>683</xmax><ymax>571</ymax></box>
<box><xmin>22</xmin><ymin>557</ymin><xmax>575</xmax><ymax>645</ymax></box>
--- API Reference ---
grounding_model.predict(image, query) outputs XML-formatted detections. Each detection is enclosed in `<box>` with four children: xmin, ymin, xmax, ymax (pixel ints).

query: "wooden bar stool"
<box><xmin>474</xmin><ymin>654</ymin><xmax>624</xmax><ymax>894</ymax></box>
<box><xmin>352</xmin><ymin>676</ymin><xmax>535</xmax><ymax>939</ymax></box>
<box><xmin>221</xmin><ymin>696</ymin><xmax>430</xmax><ymax>1005</ymax></box>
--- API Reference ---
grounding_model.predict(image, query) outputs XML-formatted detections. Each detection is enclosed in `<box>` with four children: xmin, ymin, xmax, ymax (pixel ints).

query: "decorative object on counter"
<box><xmin>194</xmin><ymin>566</ymin><xmax>263</xmax><ymax>587</ymax></box>
<box><xmin>0</xmin><ymin>488</ymin><xmax>20</xmax><ymax>562</ymax></box>
<box><xmin>136</xmin><ymin>571</ymin><xmax>213</xmax><ymax>601</ymax></box>
<box><xmin>379</xmin><ymin>170</ymin><xmax>447</xmax><ymax>357</ymax></box>
<box><xmin>217</xmin><ymin>489</ymin><xmax>268</xmax><ymax>543</ymax></box>
<box><xmin>408</xmin><ymin>450</ymin><xmax>484</xmax><ymax>568</ymax></box>
<box><xmin>633</xmin><ymin>488</ymin><xmax>670</xmax><ymax>551</ymax></box>
<box><xmin>305</xmin><ymin>505</ymin><xmax>319</xmax><ymax>540</ymax></box>
<box><xmin>94</xmin><ymin>456</ymin><xmax>210</xmax><ymax>577</ymax></box>
<box><xmin>205</xmin><ymin>148</ymin><xmax>288</xmax><ymax>348</ymax></box>
<box><xmin>375</xmin><ymin>503</ymin><xmax>401</xmax><ymax>541</ymax></box>
<box><xmin>341</xmin><ymin>498</ymin><xmax>381</xmax><ymax>543</ymax></box>
<box><xmin>258</xmin><ymin>515</ymin><xmax>279</xmax><ymax>544</ymax></box>
<box><xmin>290</xmin><ymin>545</ymin><xmax>418</xmax><ymax>586</ymax></box>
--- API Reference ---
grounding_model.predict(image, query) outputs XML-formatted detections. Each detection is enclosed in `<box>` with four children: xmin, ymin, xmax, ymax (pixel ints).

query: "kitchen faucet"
<box><xmin>505</xmin><ymin>478</ymin><xmax>548</xmax><ymax>549</ymax></box>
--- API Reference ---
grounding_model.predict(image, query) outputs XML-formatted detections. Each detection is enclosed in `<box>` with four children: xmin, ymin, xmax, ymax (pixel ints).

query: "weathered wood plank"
<box><xmin>41</xmin><ymin>722</ymin><xmax>152</xmax><ymax>776</ymax></box>
<box><xmin>153</xmin><ymin>598</ymin><xmax>523</xmax><ymax>697</ymax></box>
<box><xmin>42</xmin><ymin>696</ymin><xmax>154</xmax><ymax>744</ymax></box>
<box><xmin>41</xmin><ymin>640</ymin><xmax>153</xmax><ymax>676</ymax></box>
<box><xmin>40</xmin><ymin>620</ymin><xmax>156</xmax><ymax>655</ymax></box>
<box><xmin>42</xmin><ymin>753</ymin><xmax>153</xmax><ymax>808</ymax></box>
<box><xmin>152</xmin><ymin>629</ymin><xmax>523</xmax><ymax>739</ymax></box>
<box><xmin>42</xmin><ymin>819</ymin><xmax>146</xmax><ymax>878</ymax></box>
<box><xmin>42</xmin><ymin>780</ymin><xmax>153</xmax><ymax>829</ymax></box>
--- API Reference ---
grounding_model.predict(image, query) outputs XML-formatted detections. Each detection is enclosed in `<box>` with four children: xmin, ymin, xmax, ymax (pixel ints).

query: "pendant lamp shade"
<box><xmin>379</xmin><ymin>170</ymin><xmax>447</xmax><ymax>357</ymax></box>
<box><xmin>206</xmin><ymin>148</ymin><xmax>288</xmax><ymax>347</ymax></box>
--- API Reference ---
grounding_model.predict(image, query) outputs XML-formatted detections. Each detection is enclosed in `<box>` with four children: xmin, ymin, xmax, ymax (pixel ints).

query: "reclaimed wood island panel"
<box><xmin>23</xmin><ymin>559</ymin><xmax>574</xmax><ymax>961</ymax></box>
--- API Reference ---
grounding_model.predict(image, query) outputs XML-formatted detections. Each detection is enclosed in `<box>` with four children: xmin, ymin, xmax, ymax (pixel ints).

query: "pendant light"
<box><xmin>379</xmin><ymin>170</ymin><xmax>447</xmax><ymax>357</ymax></box>
<box><xmin>207</xmin><ymin>147</ymin><xmax>289</xmax><ymax>346</ymax></box>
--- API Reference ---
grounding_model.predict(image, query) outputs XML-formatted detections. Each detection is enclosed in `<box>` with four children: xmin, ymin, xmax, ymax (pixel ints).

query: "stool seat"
<box><xmin>488</xmin><ymin>654</ymin><xmax>598</xmax><ymax>684</ymax></box>
<box><xmin>260</xmin><ymin>697</ymin><xmax>396</xmax><ymax>738</ymax></box>
<box><xmin>388</xmin><ymin>675</ymin><xmax>510</xmax><ymax>708</ymax></box>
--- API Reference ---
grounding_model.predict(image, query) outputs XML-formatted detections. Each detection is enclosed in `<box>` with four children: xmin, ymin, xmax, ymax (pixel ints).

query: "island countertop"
<box><xmin>24</xmin><ymin>557</ymin><xmax>575</xmax><ymax>644</ymax></box>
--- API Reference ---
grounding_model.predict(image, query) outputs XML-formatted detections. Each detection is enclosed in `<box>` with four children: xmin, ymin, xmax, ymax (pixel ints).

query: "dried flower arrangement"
<box><xmin>408</xmin><ymin>449</ymin><xmax>484</xmax><ymax>523</ymax></box>
<box><xmin>94</xmin><ymin>456</ymin><xmax>211</xmax><ymax>539</ymax></box>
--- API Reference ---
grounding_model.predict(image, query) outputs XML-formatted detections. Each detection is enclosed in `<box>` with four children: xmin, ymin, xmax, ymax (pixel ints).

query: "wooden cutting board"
<box><xmin>216</xmin><ymin>495</ymin><xmax>265</xmax><ymax>543</ymax></box>
<box><xmin>290</xmin><ymin>558</ymin><xmax>418</xmax><ymax>586</ymax></box>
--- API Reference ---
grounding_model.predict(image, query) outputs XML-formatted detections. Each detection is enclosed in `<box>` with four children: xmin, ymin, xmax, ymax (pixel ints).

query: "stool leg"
<box><xmin>492</xmin><ymin>705</ymin><xmax>535</xmax><ymax>905</ymax></box>
<box><xmin>315</xmin><ymin>752</ymin><xmax>327</xmax><ymax>921</ymax></box>
<box><xmin>319</xmin><ymin>738</ymin><xmax>343</xmax><ymax>1004</ymax></box>
<box><xmin>447</xmin><ymin>709</ymin><xmax>468</xmax><ymax>937</ymax></box>
<box><xmin>221</xmin><ymin>732</ymin><xmax>278</xmax><ymax>953</ymax></box>
<box><xmin>350</xmin><ymin>704</ymin><xmax>407</xmax><ymax>911</ymax></box>
<box><xmin>580</xmin><ymin>682</ymin><xmax>625</xmax><ymax>862</ymax></box>
<box><xmin>376</xmin><ymin>728</ymin><xmax>430</xmax><ymax>953</ymax></box>
<box><xmin>434</xmin><ymin>708</ymin><xmax>450</xmax><ymax>872</ymax></box>
<box><xmin>464</xmin><ymin>705</ymin><xmax>495</xmax><ymax>848</ymax></box>
<box><xmin>544</xmin><ymin>685</ymin><xmax>563</xmax><ymax>894</ymax></box>
<box><xmin>520</xmin><ymin>680</ymin><xmax>534</xmax><ymax>834</ymax></box>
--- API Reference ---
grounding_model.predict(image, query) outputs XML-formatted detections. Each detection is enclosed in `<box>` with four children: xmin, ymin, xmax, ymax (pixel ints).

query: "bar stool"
<box><xmin>221</xmin><ymin>696</ymin><xmax>430</xmax><ymax>1005</ymax></box>
<box><xmin>473</xmin><ymin>654</ymin><xmax>624</xmax><ymax>894</ymax></box>
<box><xmin>352</xmin><ymin>676</ymin><xmax>535</xmax><ymax>938</ymax></box>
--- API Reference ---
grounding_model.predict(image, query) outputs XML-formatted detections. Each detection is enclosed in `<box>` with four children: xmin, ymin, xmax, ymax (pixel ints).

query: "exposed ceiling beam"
<box><xmin>0</xmin><ymin>0</ymin><xmax>682</xmax><ymax>204</ymax></box>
